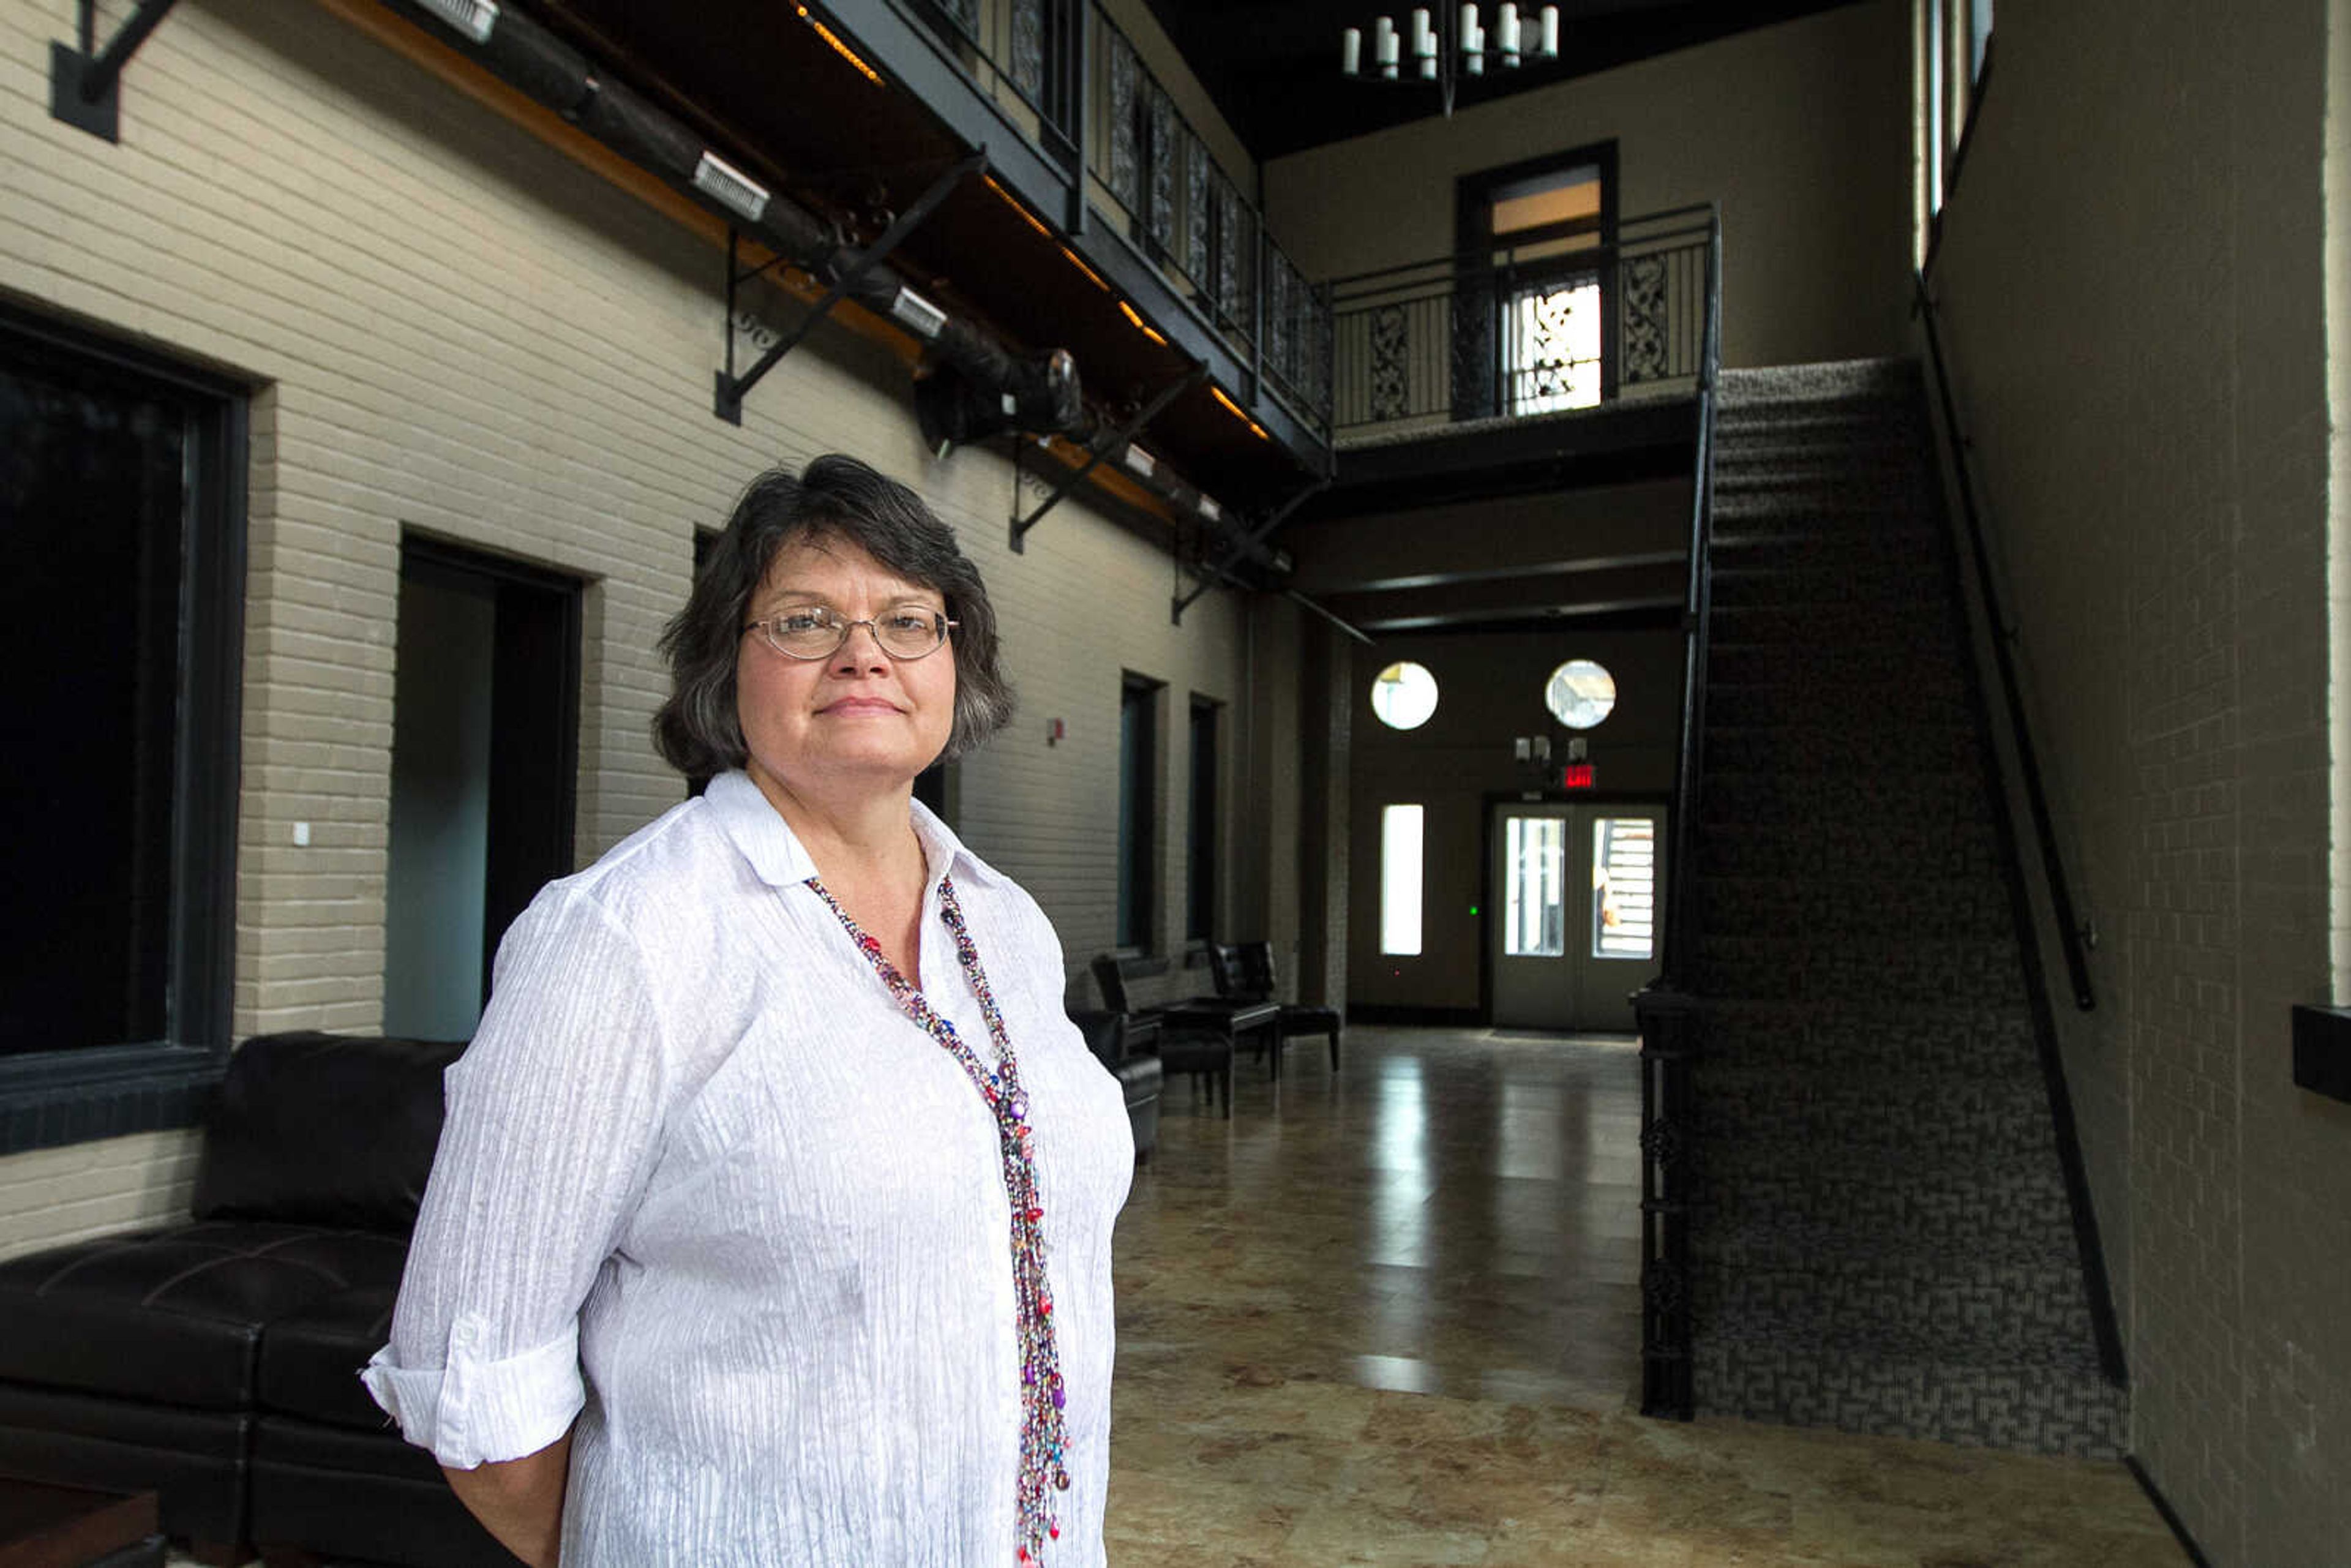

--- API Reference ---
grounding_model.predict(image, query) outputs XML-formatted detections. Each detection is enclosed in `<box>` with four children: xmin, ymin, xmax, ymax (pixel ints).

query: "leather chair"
<box><xmin>1089</xmin><ymin>957</ymin><xmax>1235</xmax><ymax>1117</ymax></box>
<box><xmin>1069</xmin><ymin>1008</ymin><xmax>1162</xmax><ymax>1159</ymax></box>
<box><xmin>1212</xmin><ymin>940</ymin><xmax>1343</xmax><ymax>1073</ymax></box>
<box><xmin>0</xmin><ymin>1032</ymin><xmax>522</xmax><ymax>1568</ymax></box>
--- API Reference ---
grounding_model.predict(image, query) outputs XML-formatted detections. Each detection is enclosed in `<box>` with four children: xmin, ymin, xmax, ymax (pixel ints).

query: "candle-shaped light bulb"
<box><xmin>1460</xmin><ymin>3</ymin><xmax>1479</xmax><ymax>50</ymax></box>
<box><xmin>1412</xmin><ymin>7</ymin><xmax>1434</xmax><ymax>56</ymax></box>
<box><xmin>1342</xmin><ymin>26</ymin><xmax>1362</xmax><ymax>75</ymax></box>
<box><xmin>1499</xmin><ymin>2</ymin><xmax>1520</xmax><ymax>64</ymax></box>
<box><xmin>1540</xmin><ymin>4</ymin><xmax>1559</xmax><ymax>58</ymax></box>
<box><xmin>1375</xmin><ymin>14</ymin><xmax>1399</xmax><ymax>77</ymax></box>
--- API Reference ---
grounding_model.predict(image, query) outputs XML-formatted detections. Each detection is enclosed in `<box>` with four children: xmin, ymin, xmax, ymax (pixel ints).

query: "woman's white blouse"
<box><xmin>362</xmin><ymin>771</ymin><xmax>1133</xmax><ymax>1566</ymax></box>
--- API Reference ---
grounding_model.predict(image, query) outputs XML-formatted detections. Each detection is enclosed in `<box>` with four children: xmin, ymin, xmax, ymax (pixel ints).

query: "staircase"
<box><xmin>1684</xmin><ymin>359</ymin><xmax>2125</xmax><ymax>1458</ymax></box>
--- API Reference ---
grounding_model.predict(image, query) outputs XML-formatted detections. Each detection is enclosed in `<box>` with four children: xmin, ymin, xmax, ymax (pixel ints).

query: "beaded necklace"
<box><xmin>806</xmin><ymin>873</ymin><xmax>1070</xmax><ymax>1565</ymax></box>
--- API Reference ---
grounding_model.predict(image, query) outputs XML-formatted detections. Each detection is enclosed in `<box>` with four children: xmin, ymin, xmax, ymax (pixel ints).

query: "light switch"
<box><xmin>293</xmin><ymin>822</ymin><xmax>311</xmax><ymax>847</ymax></box>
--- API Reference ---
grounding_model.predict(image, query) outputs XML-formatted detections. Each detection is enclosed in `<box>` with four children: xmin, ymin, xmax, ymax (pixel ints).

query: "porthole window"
<box><xmin>1371</xmin><ymin>661</ymin><xmax>1439</xmax><ymax>730</ymax></box>
<box><xmin>1545</xmin><ymin>658</ymin><xmax>1616</xmax><ymax>729</ymax></box>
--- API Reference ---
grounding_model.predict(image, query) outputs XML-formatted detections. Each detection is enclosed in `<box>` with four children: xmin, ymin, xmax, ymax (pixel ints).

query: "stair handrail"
<box><xmin>1912</xmin><ymin>273</ymin><xmax>2095</xmax><ymax>1012</ymax></box>
<box><xmin>1662</xmin><ymin>206</ymin><xmax>1722</xmax><ymax>984</ymax></box>
<box><xmin>1630</xmin><ymin>203</ymin><xmax>1718</xmax><ymax>1424</ymax></box>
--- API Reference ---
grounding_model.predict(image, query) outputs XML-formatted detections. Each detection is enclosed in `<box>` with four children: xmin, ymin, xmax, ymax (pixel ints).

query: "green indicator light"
<box><xmin>1468</xmin><ymin>905</ymin><xmax>1480</xmax><ymax>916</ymax></box>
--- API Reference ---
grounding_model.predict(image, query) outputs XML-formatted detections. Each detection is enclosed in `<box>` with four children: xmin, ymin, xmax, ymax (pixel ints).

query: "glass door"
<box><xmin>1489</xmin><ymin>801</ymin><xmax>1665</xmax><ymax>1032</ymax></box>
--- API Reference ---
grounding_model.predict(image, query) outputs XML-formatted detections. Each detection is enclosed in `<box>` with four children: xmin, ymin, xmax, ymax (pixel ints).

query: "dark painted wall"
<box><xmin>1348</xmin><ymin>626</ymin><xmax>1684</xmax><ymax>1012</ymax></box>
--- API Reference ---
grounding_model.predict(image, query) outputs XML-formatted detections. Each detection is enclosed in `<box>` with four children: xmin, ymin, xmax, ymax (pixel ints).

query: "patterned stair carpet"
<box><xmin>1685</xmin><ymin>358</ymin><xmax>2126</xmax><ymax>1458</ymax></box>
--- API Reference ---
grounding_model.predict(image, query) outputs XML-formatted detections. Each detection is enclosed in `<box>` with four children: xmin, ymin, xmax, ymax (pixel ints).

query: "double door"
<box><xmin>1488</xmin><ymin>800</ymin><xmax>1665</xmax><ymax>1033</ymax></box>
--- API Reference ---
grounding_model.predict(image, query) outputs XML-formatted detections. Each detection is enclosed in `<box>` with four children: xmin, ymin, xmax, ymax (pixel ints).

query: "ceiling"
<box><xmin>1140</xmin><ymin>0</ymin><xmax>1864</xmax><ymax>161</ymax></box>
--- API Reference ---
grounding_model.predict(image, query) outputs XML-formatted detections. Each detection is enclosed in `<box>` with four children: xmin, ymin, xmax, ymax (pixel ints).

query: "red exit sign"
<box><xmin>1562</xmin><ymin>763</ymin><xmax>1595</xmax><ymax>789</ymax></box>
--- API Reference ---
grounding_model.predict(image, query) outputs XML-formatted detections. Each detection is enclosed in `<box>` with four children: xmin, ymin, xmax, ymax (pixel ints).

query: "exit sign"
<box><xmin>1562</xmin><ymin>762</ymin><xmax>1595</xmax><ymax>789</ymax></box>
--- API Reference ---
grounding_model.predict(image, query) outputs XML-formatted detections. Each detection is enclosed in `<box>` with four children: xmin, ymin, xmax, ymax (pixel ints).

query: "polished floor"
<box><xmin>1104</xmin><ymin>1025</ymin><xmax>2188</xmax><ymax>1567</ymax></box>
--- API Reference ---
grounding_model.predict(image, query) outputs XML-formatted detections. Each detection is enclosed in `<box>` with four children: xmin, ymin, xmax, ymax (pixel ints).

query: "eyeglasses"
<box><xmin>743</xmin><ymin>606</ymin><xmax>958</xmax><ymax>661</ymax></box>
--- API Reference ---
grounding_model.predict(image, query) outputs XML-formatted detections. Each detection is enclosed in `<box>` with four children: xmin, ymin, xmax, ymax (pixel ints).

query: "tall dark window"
<box><xmin>1186</xmin><ymin>696</ymin><xmax>1218</xmax><ymax>942</ymax></box>
<box><xmin>1117</xmin><ymin>673</ymin><xmax>1160</xmax><ymax>950</ymax></box>
<box><xmin>0</xmin><ymin>307</ymin><xmax>244</xmax><ymax>1122</ymax></box>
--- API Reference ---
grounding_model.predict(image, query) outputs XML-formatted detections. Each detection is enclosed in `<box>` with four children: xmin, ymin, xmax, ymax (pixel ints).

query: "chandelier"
<box><xmin>1341</xmin><ymin>4</ymin><xmax>1562</xmax><ymax>116</ymax></box>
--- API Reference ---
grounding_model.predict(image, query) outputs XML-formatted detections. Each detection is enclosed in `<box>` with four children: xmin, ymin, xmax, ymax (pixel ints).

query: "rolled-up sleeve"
<box><xmin>362</xmin><ymin>886</ymin><xmax>673</xmax><ymax>1469</ymax></box>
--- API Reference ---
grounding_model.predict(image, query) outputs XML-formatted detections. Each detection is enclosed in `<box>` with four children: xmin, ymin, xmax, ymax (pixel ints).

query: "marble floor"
<box><xmin>1104</xmin><ymin>1025</ymin><xmax>2188</xmax><ymax>1567</ymax></box>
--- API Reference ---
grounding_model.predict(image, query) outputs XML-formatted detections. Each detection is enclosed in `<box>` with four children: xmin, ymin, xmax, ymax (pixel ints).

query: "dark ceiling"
<box><xmin>1140</xmin><ymin>0</ymin><xmax>1864</xmax><ymax>161</ymax></box>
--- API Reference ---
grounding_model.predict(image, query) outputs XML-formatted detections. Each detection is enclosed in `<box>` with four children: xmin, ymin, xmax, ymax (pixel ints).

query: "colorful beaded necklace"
<box><xmin>807</xmin><ymin>873</ymin><xmax>1071</xmax><ymax>1564</ymax></box>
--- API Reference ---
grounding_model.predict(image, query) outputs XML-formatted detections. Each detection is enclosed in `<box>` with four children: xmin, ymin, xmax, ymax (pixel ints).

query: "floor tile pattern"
<box><xmin>1106</xmin><ymin>1026</ymin><xmax>2183</xmax><ymax>1566</ymax></box>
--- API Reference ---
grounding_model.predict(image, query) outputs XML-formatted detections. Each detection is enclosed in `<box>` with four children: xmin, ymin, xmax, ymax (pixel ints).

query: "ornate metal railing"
<box><xmin>1324</xmin><ymin>204</ymin><xmax>1713</xmax><ymax>439</ymax></box>
<box><xmin>912</xmin><ymin>0</ymin><xmax>1084</xmax><ymax>165</ymax></box>
<box><xmin>1082</xmin><ymin>6</ymin><xmax>1330</xmax><ymax>431</ymax></box>
<box><xmin>1631</xmin><ymin>204</ymin><xmax>1720</xmax><ymax>1422</ymax></box>
<box><xmin>905</xmin><ymin>0</ymin><xmax>1333</xmax><ymax>435</ymax></box>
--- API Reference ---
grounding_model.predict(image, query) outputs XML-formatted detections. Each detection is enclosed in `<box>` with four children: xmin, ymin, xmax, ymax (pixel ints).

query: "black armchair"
<box><xmin>1088</xmin><ymin>956</ymin><xmax>1235</xmax><ymax>1116</ymax></box>
<box><xmin>1209</xmin><ymin>940</ymin><xmax>1343</xmax><ymax>1073</ymax></box>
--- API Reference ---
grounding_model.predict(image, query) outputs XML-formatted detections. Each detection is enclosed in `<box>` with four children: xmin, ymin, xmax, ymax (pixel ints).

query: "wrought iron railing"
<box><xmin>1082</xmin><ymin>7</ymin><xmax>1329</xmax><ymax>431</ymax></box>
<box><xmin>906</xmin><ymin>0</ymin><xmax>1333</xmax><ymax>435</ymax></box>
<box><xmin>1631</xmin><ymin>203</ymin><xmax>1720</xmax><ymax>1422</ymax></box>
<box><xmin>1324</xmin><ymin>204</ymin><xmax>1714</xmax><ymax>439</ymax></box>
<box><xmin>913</xmin><ymin>0</ymin><xmax>1084</xmax><ymax>165</ymax></box>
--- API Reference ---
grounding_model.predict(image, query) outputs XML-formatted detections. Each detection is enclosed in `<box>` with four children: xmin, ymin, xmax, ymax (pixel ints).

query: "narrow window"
<box><xmin>1502</xmin><ymin>815</ymin><xmax>1569</xmax><ymax>957</ymax></box>
<box><xmin>1380</xmin><ymin>805</ymin><xmax>1425</xmax><ymax>956</ymax></box>
<box><xmin>1117</xmin><ymin>674</ymin><xmax>1161</xmax><ymax>949</ymax></box>
<box><xmin>1592</xmin><ymin>816</ymin><xmax>1659</xmax><ymax>960</ymax></box>
<box><xmin>1186</xmin><ymin>696</ymin><xmax>1218</xmax><ymax>942</ymax></box>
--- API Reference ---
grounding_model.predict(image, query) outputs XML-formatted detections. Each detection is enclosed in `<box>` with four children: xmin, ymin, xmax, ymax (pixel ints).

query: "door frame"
<box><xmin>396</xmin><ymin>535</ymin><xmax>583</xmax><ymax>1010</ymax></box>
<box><xmin>1477</xmin><ymin>787</ymin><xmax>1668</xmax><ymax>1026</ymax></box>
<box><xmin>1452</xmin><ymin>138</ymin><xmax>1621</xmax><ymax>420</ymax></box>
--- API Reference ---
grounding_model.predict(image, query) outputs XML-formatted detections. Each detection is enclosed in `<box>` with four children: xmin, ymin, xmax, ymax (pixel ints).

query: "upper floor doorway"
<box><xmin>1455</xmin><ymin>141</ymin><xmax>1620</xmax><ymax>422</ymax></box>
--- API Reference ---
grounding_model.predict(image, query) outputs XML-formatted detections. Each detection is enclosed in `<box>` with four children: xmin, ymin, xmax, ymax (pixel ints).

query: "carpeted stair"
<box><xmin>1684</xmin><ymin>358</ymin><xmax>2125</xmax><ymax>1458</ymax></box>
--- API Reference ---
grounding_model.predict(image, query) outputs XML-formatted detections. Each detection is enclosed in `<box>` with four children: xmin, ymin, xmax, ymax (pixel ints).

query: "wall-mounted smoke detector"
<box><xmin>414</xmin><ymin>0</ymin><xmax>500</xmax><ymax>44</ymax></box>
<box><xmin>692</xmin><ymin>151</ymin><xmax>770</xmax><ymax>222</ymax></box>
<box><xmin>888</xmin><ymin>287</ymin><xmax>948</xmax><ymax>341</ymax></box>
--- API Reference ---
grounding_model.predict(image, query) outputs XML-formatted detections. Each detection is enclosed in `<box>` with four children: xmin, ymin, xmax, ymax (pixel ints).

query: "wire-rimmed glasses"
<box><xmin>743</xmin><ymin>606</ymin><xmax>958</xmax><ymax>661</ymax></box>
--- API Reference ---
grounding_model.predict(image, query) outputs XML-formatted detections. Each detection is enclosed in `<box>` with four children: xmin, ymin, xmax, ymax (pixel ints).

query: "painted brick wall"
<box><xmin>1930</xmin><ymin>0</ymin><xmax>2350</xmax><ymax>1561</ymax></box>
<box><xmin>0</xmin><ymin>0</ymin><xmax>1288</xmax><ymax>1255</ymax></box>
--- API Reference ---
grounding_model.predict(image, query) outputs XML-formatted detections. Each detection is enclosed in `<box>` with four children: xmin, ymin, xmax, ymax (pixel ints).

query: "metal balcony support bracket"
<box><xmin>714</xmin><ymin>150</ymin><xmax>987</xmax><ymax>425</ymax></box>
<box><xmin>1170</xmin><ymin>475</ymin><xmax>1328</xmax><ymax>625</ymax></box>
<box><xmin>50</xmin><ymin>0</ymin><xmax>181</xmax><ymax>142</ymax></box>
<box><xmin>1008</xmin><ymin>361</ymin><xmax>1206</xmax><ymax>553</ymax></box>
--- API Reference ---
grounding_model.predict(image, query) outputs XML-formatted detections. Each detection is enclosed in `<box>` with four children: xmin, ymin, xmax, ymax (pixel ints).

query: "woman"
<box><xmin>364</xmin><ymin>456</ymin><xmax>1133</xmax><ymax>1567</ymax></box>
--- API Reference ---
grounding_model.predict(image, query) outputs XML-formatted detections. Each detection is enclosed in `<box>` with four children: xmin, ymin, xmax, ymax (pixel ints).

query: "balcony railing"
<box><xmin>1325</xmin><ymin>204</ymin><xmax>1715</xmax><ymax>440</ymax></box>
<box><xmin>904</xmin><ymin>0</ymin><xmax>1333</xmax><ymax>437</ymax></box>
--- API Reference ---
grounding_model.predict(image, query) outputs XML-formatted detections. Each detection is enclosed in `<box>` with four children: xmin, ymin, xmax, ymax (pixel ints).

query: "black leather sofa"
<box><xmin>0</xmin><ymin>1032</ymin><xmax>521</xmax><ymax>1567</ymax></box>
<box><xmin>0</xmin><ymin>1016</ymin><xmax>1161</xmax><ymax>1566</ymax></box>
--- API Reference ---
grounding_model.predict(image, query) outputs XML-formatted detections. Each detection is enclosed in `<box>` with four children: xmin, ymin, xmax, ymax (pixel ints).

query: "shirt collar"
<box><xmin>704</xmin><ymin>769</ymin><xmax>1002</xmax><ymax>891</ymax></box>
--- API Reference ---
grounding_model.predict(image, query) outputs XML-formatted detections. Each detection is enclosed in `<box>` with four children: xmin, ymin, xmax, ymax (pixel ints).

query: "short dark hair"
<box><xmin>654</xmin><ymin>456</ymin><xmax>1014</xmax><ymax>779</ymax></box>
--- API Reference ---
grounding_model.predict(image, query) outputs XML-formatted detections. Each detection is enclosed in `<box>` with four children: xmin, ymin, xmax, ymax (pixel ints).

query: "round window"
<box><xmin>1545</xmin><ymin>658</ymin><xmax>1616</xmax><ymax>729</ymax></box>
<box><xmin>1371</xmin><ymin>661</ymin><xmax>1439</xmax><ymax>730</ymax></box>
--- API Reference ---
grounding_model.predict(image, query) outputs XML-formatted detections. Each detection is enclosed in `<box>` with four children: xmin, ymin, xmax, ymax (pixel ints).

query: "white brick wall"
<box><xmin>0</xmin><ymin>0</ymin><xmax>1290</xmax><ymax>1252</ymax></box>
<box><xmin>0</xmin><ymin>1132</ymin><xmax>204</xmax><ymax>1262</ymax></box>
<box><xmin>1931</xmin><ymin>0</ymin><xmax>2348</xmax><ymax>1561</ymax></box>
